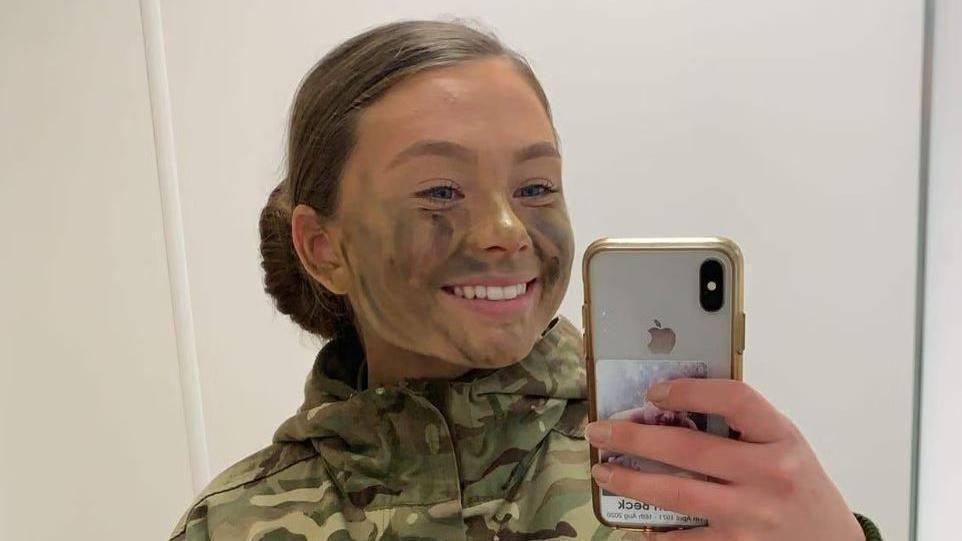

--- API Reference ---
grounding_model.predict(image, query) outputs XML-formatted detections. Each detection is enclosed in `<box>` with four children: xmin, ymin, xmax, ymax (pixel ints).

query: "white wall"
<box><xmin>159</xmin><ymin>2</ymin><xmax>922</xmax><ymax>539</ymax></box>
<box><xmin>917</xmin><ymin>0</ymin><xmax>962</xmax><ymax>539</ymax></box>
<box><xmin>0</xmin><ymin>0</ymin><xmax>193</xmax><ymax>539</ymax></box>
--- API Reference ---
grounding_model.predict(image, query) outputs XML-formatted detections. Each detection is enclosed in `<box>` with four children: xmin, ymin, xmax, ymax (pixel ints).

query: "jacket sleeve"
<box><xmin>855</xmin><ymin>513</ymin><xmax>882</xmax><ymax>541</ymax></box>
<box><xmin>167</xmin><ymin>503</ymin><xmax>210</xmax><ymax>541</ymax></box>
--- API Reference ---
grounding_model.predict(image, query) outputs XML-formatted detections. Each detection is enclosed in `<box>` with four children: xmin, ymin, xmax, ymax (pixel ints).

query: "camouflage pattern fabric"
<box><xmin>169</xmin><ymin>316</ymin><xmax>881</xmax><ymax>540</ymax></box>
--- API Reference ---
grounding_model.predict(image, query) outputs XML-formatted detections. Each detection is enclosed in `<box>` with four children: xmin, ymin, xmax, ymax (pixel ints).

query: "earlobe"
<box><xmin>291</xmin><ymin>204</ymin><xmax>349</xmax><ymax>295</ymax></box>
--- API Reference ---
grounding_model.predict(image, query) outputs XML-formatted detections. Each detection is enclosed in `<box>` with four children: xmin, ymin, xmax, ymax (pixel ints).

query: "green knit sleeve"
<box><xmin>855</xmin><ymin>513</ymin><xmax>882</xmax><ymax>541</ymax></box>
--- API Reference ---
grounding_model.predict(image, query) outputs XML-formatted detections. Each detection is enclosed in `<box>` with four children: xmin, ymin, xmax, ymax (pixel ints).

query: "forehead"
<box><xmin>354</xmin><ymin>57</ymin><xmax>555</xmax><ymax>155</ymax></box>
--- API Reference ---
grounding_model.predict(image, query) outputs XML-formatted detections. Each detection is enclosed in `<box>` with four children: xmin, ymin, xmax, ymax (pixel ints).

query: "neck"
<box><xmin>358</xmin><ymin>327</ymin><xmax>470</xmax><ymax>388</ymax></box>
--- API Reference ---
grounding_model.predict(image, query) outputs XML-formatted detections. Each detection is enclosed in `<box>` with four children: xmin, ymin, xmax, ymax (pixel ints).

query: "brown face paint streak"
<box><xmin>430</xmin><ymin>207</ymin><xmax>476</xmax><ymax>280</ymax></box>
<box><xmin>436</xmin><ymin>318</ymin><xmax>476</xmax><ymax>363</ymax></box>
<box><xmin>523</xmin><ymin>204</ymin><xmax>574</xmax><ymax>305</ymax></box>
<box><xmin>341</xmin><ymin>205</ymin><xmax>416</xmax><ymax>342</ymax></box>
<box><xmin>442</xmin><ymin>253</ymin><xmax>492</xmax><ymax>277</ymax></box>
<box><xmin>526</xmin><ymin>205</ymin><xmax>574</xmax><ymax>265</ymax></box>
<box><xmin>341</xmin><ymin>229</ymin><xmax>378</xmax><ymax>326</ymax></box>
<box><xmin>532</xmin><ymin>242</ymin><xmax>558</xmax><ymax>285</ymax></box>
<box><xmin>383</xmin><ymin>202</ymin><xmax>450</xmax><ymax>330</ymax></box>
<box><xmin>430</xmin><ymin>212</ymin><xmax>453</xmax><ymax>251</ymax></box>
<box><xmin>423</xmin><ymin>205</ymin><xmax>481</xmax><ymax>284</ymax></box>
<box><xmin>429</xmin><ymin>204</ymin><xmax>540</xmax><ymax>282</ymax></box>
<box><xmin>356</xmin><ymin>273</ymin><xmax>384</xmax><ymax>327</ymax></box>
<box><xmin>400</xmin><ymin>204</ymin><xmax>508</xmax><ymax>363</ymax></box>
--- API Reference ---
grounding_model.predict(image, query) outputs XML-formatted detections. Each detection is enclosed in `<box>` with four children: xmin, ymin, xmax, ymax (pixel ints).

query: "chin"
<box><xmin>455</xmin><ymin>326</ymin><xmax>542</xmax><ymax>369</ymax></box>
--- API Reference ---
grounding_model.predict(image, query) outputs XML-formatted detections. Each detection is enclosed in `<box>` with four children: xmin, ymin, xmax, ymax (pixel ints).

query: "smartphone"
<box><xmin>582</xmin><ymin>237</ymin><xmax>745</xmax><ymax>532</ymax></box>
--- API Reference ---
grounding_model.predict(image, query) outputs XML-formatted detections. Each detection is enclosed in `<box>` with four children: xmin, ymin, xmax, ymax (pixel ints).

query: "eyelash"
<box><xmin>514</xmin><ymin>180</ymin><xmax>559</xmax><ymax>199</ymax></box>
<box><xmin>415</xmin><ymin>181</ymin><xmax>464</xmax><ymax>203</ymax></box>
<box><xmin>414</xmin><ymin>179</ymin><xmax>559</xmax><ymax>206</ymax></box>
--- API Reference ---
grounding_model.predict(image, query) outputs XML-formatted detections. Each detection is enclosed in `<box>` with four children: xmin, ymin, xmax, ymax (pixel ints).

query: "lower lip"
<box><xmin>441</xmin><ymin>280</ymin><xmax>539</xmax><ymax>318</ymax></box>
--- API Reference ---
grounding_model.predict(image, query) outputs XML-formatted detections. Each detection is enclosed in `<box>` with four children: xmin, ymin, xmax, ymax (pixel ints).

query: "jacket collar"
<box><xmin>272</xmin><ymin>316</ymin><xmax>587</xmax><ymax>508</ymax></box>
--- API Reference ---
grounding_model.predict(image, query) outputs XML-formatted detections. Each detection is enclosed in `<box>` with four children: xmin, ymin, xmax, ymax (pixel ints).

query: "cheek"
<box><xmin>344</xmin><ymin>210</ymin><xmax>481</xmax><ymax>358</ymax></box>
<box><xmin>430</xmin><ymin>213</ymin><xmax>454</xmax><ymax>250</ymax></box>
<box><xmin>338</xmin><ymin>223</ymin><xmax>394</xmax><ymax>322</ymax></box>
<box><xmin>389</xmin><ymin>210</ymin><xmax>463</xmax><ymax>284</ymax></box>
<box><xmin>526</xmin><ymin>207</ymin><xmax>574</xmax><ymax>287</ymax></box>
<box><xmin>347</xmin><ymin>208</ymin><xmax>465</xmax><ymax>311</ymax></box>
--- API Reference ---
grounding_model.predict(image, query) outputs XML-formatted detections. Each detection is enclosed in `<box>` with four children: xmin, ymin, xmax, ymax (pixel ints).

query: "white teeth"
<box><xmin>449</xmin><ymin>282</ymin><xmax>529</xmax><ymax>301</ymax></box>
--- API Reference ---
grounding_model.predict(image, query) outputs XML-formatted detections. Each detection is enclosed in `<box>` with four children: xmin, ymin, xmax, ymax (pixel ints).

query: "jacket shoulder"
<box><xmin>167</xmin><ymin>442</ymin><xmax>319</xmax><ymax>540</ymax></box>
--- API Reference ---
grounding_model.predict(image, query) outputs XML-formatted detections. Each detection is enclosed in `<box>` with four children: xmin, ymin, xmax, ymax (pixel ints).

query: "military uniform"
<box><xmin>169</xmin><ymin>317</ymin><xmax>881</xmax><ymax>540</ymax></box>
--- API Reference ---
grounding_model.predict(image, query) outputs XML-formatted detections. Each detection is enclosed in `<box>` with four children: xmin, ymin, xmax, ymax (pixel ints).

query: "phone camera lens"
<box><xmin>700</xmin><ymin>259</ymin><xmax>724</xmax><ymax>312</ymax></box>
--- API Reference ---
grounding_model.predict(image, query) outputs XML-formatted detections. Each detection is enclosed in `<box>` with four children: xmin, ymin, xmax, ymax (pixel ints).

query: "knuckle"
<box><xmin>783</xmin><ymin>418</ymin><xmax>805</xmax><ymax>442</ymax></box>
<box><xmin>651</xmin><ymin>475</ymin><xmax>689</xmax><ymax>512</ymax></box>
<box><xmin>767</xmin><ymin>452</ymin><xmax>803</xmax><ymax>497</ymax></box>
<box><xmin>748</xmin><ymin>500</ymin><xmax>783</xmax><ymax>530</ymax></box>
<box><xmin>728</xmin><ymin>383</ymin><xmax>759</xmax><ymax>417</ymax></box>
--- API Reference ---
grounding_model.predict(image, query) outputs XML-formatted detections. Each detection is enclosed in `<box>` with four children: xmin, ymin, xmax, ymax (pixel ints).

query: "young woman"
<box><xmin>169</xmin><ymin>20</ymin><xmax>882</xmax><ymax>541</ymax></box>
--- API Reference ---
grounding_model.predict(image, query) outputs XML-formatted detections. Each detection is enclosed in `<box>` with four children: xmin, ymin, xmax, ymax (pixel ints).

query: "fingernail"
<box><xmin>591</xmin><ymin>463</ymin><xmax>613</xmax><ymax>484</ymax></box>
<box><xmin>647</xmin><ymin>382</ymin><xmax>670</xmax><ymax>403</ymax></box>
<box><xmin>585</xmin><ymin>421</ymin><xmax>611</xmax><ymax>444</ymax></box>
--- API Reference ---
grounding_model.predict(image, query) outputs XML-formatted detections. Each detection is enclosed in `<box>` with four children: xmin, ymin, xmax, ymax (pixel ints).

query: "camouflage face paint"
<box><xmin>521</xmin><ymin>203</ymin><xmax>575</xmax><ymax>305</ymax></box>
<box><xmin>332</xmin><ymin>58</ymin><xmax>573</xmax><ymax>383</ymax></box>
<box><xmin>339</xmin><ymin>179</ymin><xmax>572</xmax><ymax>378</ymax></box>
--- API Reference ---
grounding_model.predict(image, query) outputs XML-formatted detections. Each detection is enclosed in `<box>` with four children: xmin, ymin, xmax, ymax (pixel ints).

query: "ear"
<box><xmin>291</xmin><ymin>204</ymin><xmax>351</xmax><ymax>295</ymax></box>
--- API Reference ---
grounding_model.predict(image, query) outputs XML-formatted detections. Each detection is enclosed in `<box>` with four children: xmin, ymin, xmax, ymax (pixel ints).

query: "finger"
<box><xmin>623</xmin><ymin>527</ymin><xmax>720</xmax><ymax>541</ymax></box>
<box><xmin>647</xmin><ymin>379</ymin><xmax>790</xmax><ymax>443</ymax></box>
<box><xmin>587</xmin><ymin>421</ymin><xmax>755</xmax><ymax>481</ymax></box>
<box><xmin>592</xmin><ymin>463</ymin><xmax>737</xmax><ymax>521</ymax></box>
<box><xmin>623</xmin><ymin>527</ymin><xmax>721</xmax><ymax>541</ymax></box>
<box><xmin>599</xmin><ymin>449</ymin><xmax>615</xmax><ymax>461</ymax></box>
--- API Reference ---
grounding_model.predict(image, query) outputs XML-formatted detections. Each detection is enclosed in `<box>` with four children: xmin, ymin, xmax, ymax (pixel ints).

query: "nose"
<box><xmin>468</xmin><ymin>194</ymin><xmax>531</xmax><ymax>254</ymax></box>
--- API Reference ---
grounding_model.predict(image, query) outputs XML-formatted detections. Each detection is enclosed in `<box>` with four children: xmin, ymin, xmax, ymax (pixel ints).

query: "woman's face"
<box><xmin>333</xmin><ymin>57</ymin><xmax>574</xmax><ymax>369</ymax></box>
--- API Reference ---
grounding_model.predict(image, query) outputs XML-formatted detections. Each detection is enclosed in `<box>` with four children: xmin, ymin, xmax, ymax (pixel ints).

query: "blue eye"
<box><xmin>416</xmin><ymin>183</ymin><xmax>463</xmax><ymax>202</ymax></box>
<box><xmin>515</xmin><ymin>182</ymin><xmax>558</xmax><ymax>198</ymax></box>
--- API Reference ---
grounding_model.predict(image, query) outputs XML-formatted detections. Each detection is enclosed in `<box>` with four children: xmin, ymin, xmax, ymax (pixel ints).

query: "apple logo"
<box><xmin>647</xmin><ymin>319</ymin><xmax>676</xmax><ymax>354</ymax></box>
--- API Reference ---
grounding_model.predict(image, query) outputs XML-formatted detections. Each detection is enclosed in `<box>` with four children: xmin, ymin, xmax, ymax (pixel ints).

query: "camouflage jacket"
<box><xmin>169</xmin><ymin>317</ymin><xmax>882</xmax><ymax>540</ymax></box>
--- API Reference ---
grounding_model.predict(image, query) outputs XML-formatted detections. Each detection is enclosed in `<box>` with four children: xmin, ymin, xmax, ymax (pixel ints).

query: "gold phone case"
<box><xmin>582</xmin><ymin>237</ymin><xmax>745</xmax><ymax>532</ymax></box>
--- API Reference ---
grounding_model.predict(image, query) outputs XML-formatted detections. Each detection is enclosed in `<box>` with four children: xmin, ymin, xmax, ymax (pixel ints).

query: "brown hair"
<box><xmin>259</xmin><ymin>19</ymin><xmax>555</xmax><ymax>339</ymax></box>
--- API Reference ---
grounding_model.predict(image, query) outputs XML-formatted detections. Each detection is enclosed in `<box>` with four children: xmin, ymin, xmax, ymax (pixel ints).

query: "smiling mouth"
<box><xmin>441</xmin><ymin>278</ymin><xmax>538</xmax><ymax>302</ymax></box>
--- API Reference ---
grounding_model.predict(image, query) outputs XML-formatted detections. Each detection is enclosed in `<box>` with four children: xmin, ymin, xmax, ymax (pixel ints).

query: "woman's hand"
<box><xmin>585</xmin><ymin>379</ymin><xmax>866</xmax><ymax>540</ymax></box>
<box><xmin>609</xmin><ymin>402</ymin><xmax>700</xmax><ymax>430</ymax></box>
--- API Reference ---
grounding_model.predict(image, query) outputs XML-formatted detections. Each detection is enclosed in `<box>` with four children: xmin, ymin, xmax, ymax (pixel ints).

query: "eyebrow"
<box><xmin>513</xmin><ymin>141</ymin><xmax>561</xmax><ymax>162</ymax></box>
<box><xmin>388</xmin><ymin>140</ymin><xmax>476</xmax><ymax>169</ymax></box>
<box><xmin>387</xmin><ymin>139</ymin><xmax>560</xmax><ymax>170</ymax></box>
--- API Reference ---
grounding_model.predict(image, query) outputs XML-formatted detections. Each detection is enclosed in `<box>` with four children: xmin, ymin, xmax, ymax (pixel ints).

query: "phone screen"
<box><xmin>584</xmin><ymin>241</ymin><xmax>742</xmax><ymax>529</ymax></box>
